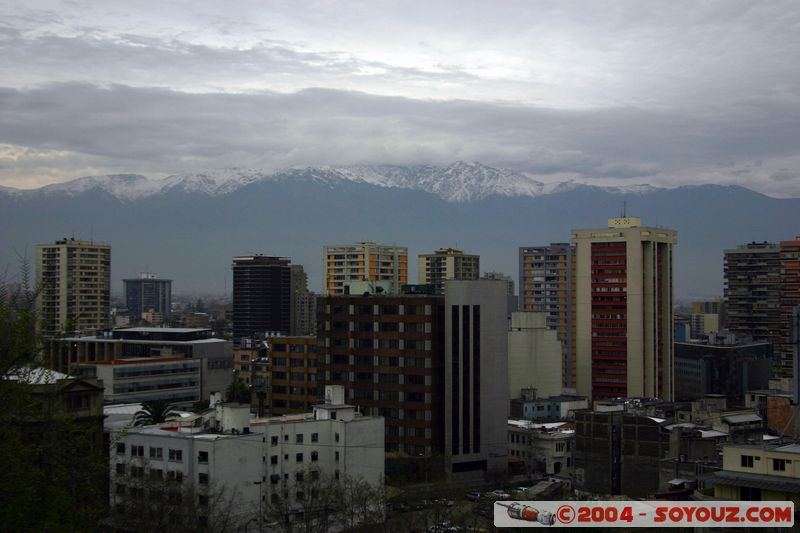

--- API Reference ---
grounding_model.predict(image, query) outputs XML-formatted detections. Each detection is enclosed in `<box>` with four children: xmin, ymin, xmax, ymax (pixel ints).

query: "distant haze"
<box><xmin>2</xmin><ymin>164</ymin><xmax>799</xmax><ymax>301</ymax></box>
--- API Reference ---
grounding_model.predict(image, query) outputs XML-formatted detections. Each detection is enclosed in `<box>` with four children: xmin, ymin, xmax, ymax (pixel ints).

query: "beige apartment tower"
<box><xmin>36</xmin><ymin>238</ymin><xmax>111</xmax><ymax>336</ymax></box>
<box><xmin>573</xmin><ymin>217</ymin><xmax>676</xmax><ymax>401</ymax></box>
<box><xmin>323</xmin><ymin>241</ymin><xmax>408</xmax><ymax>295</ymax></box>
<box><xmin>418</xmin><ymin>247</ymin><xmax>480</xmax><ymax>295</ymax></box>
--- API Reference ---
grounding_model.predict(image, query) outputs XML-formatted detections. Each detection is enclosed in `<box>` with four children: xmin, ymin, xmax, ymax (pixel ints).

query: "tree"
<box><xmin>226</xmin><ymin>378</ymin><xmax>251</xmax><ymax>404</ymax></box>
<box><xmin>0</xmin><ymin>260</ymin><xmax>108</xmax><ymax>531</ymax></box>
<box><xmin>134</xmin><ymin>399</ymin><xmax>179</xmax><ymax>426</ymax></box>
<box><xmin>108</xmin><ymin>457</ymin><xmax>245</xmax><ymax>532</ymax></box>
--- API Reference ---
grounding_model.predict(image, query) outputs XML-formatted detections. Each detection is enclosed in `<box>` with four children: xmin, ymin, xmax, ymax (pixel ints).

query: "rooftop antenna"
<box><xmin>622</xmin><ymin>200</ymin><xmax>627</xmax><ymax>218</ymax></box>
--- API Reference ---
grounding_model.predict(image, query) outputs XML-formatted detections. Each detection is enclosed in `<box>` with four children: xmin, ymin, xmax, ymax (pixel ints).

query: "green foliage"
<box><xmin>0</xmin><ymin>262</ymin><xmax>108</xmax><ymax>531</ymax></box>
<box><xmin>134</xmin><ymin>399</ymin><xmax>179</xmax><ymax>426</ymax></box>
<box><xmin>226</xmin><ymin>378</ymin><xmax>251</xmax><ymax>404</ymax></box>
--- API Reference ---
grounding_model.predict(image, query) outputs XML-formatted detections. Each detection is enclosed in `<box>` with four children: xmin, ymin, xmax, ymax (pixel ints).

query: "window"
<box><xmin>167</xmin><ymin>470</ymin><xmax>183</xmax><ymax>482</ymax></box>
<box><xmin>116</xmin><ymin>463</ymin><xmax>126</xmax><ymax>475</ymax></box>
<box><xmin>296</xmin><ymin>491</ymin><xmax>305</xmax><ymax>500</ymax></box>
<box><xmin>169</xmin><ymin>449</ymin><xmax>183</xmax><ymax>462</ymax></box>
<box><xmin>741</xmin><ymin>455</ymin><xmax>754</xmax><ymax>468</ymax></box>
<box><xmin>740</xmin><ymin>486</ymin><xmax>762</xmax><ymax>501</ymax></box>
<box><xmin>296</xmin><ymin>453</ymin><xmax>303</xmax><ymax>463</ymax></box>
<box><xmin>335</xmin><ymin>432</ymin><xmax>340</xmax><ymax>443</ymax></box>
<box><xmin>311</xmin><ymin>451</ymin><xmax>318</xmax><ymax>462</ymax></box>
<box><xmin>335</xmin><ymin>451</ymin><xmax>340</xmax><ymax>462</ymax></box>
<box><xmin>116</xmin><ymin>443</ymin><xmax>125</xmax><ymax>455</ymax></box>
<box><xmin>131</xmin><ymin>466</ymin><xmax>145</xmax><ymax>478</ymax></box>
<box><xmin>199</xmin><ymin>473</ymin><xmax>209</xmax><ymax>485</ymax></box>
<box><xmin>773</xmin><ymin>458</ymin><xmax>787</xmax><ymax>471</ymax></box>
<box><xmin>198</xmin><ymin>495</ymin><xmax>209</xmax><ymax>507</ymax></box>
<box><xmin>296</xmin><ymin>472</ymin><xmax>304</xmax><ymax>482</ymax></box>
<box><xmin>311</xmin><ymin>432</ymin><xmax>319</xmax><ymax>442</ymax></box>
<box><xmin>150</xmin><ymin>468</ymin><xmax>163</xmax><ymax>480</ymax></box>
<box><xmin>150</xmin><ymin>447</ymin><xmax>163</xmax><ymax>459</ymax></box>
<box><xmin>198</xmin><ymin>451</ymin><xmax>209</xmax><ymax>464</ymax></box>
<box><xmin>335</xmin><ymin>470</ymin><xmax>340</xmax><ymax>480</ymax></box>
<box><xmin>116</xmin><ymin>483</ymin><xmax>126</xmax><ymax>495</ymax></box>
<box><xmin>296</xmin><ymin>434</ymin><xmax>304</xmax><ymax>444</ymax></box>
<box><xmin>131</xmin><ymin>445</ymin><xmax>144</xmax><ymax>457</ymax></box>
<box><xmin>271</xmin><ymin>436</ymin><xmax>278</xmax><ymax>446</ymax></box>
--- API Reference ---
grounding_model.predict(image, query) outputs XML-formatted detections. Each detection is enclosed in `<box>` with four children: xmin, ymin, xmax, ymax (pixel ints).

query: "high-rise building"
<box><xmin>519</xmin><ymin>243</ymin><xmax>577</xmax><ymax>388</ymax></box>
<box><xmin>317</xmin><ymin>292</ymin><xmax>445</xmax><ymax>457</ymax></box>
<box><xmin>323</xmin><ymin>242</ymin><xmax>407</xmax><ymax>296</ymax></box>
<box><xmin>444</xmin><ymin>279</ymin><xmax>509</xmax><ymax>478</ymax></box>
<box><xmin>123</xmin><ymin>272</ymin><xmax>172</xmax><ymax>321</ymax></box>
<box><xmin>232</xmin><ymin>256</ymin><xmax>291</xmax><ymax>340</ymax></box>
<box><xmin>724</xmin><ymin>242</ymin><xmax>782</xmax><ymax>357</ymax></box>
<box><xmin>418</xmin><ymin>248</ymin><xmax>479</xmax><ymax>295</ymax></box>
<box><xmin>289</xmin><ymin>265</ymin><xmax>316</xmax><ymax>335</ymax></box>
<box><xmin>779</xmin><ymin>236</ymin><xmax>800</xmax><ymax>378</ymax></box>
<box><xmin>36</xmin><ymin>238</ymin><xmax>111</xmax><ymax>336</ymax></box>
<box><xmin>573</xmin><ymin>217</ymin><xmax>677</xmax><ymax>401</ymax></box>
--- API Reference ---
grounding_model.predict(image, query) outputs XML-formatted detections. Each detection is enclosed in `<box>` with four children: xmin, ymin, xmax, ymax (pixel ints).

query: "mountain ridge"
<box><xmin>0</xmin><ymin>161</ymin><xmax>679</xmax><ymax>202</ymax></box>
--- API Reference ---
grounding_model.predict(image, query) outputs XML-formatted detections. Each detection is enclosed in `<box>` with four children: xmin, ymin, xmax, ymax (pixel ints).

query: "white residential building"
<box><xmin>508</xmin><ymin>419</ymin><xmax>575</xmax><ymax>479</ymax></box>
<box><xmin>110</xmin><ymin>386</ymin><xmax>384</xmax><ymax>527</ymax></box>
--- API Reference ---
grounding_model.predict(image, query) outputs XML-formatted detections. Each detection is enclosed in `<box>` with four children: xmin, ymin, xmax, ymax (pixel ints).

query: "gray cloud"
<box><xmin>1</xmin><ymin>1</ymin><xmax>800</xmax><ymax>195</ymax></box>
<box><xmin>1</xmin><ymin>83</ymin><xmax>800</xmax><ymax>196</ymax></box>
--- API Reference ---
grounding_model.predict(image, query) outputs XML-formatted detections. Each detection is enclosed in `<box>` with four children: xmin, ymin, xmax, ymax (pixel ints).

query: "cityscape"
<box><xmin>2</xmin><ymin>1</ymin><xmax>800</xmax><ymax>532</ymax></box>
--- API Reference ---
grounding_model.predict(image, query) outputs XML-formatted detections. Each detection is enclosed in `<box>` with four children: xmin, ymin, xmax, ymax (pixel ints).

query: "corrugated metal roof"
<box><xmin>722</xmin><ymin>413</ymin><xmax>762</xmax><ymax>424</ymax></box>
<box><xmin>713</xmin><ymin>471</ymin><xmax>800</xmax><ymax>493</ymax></box>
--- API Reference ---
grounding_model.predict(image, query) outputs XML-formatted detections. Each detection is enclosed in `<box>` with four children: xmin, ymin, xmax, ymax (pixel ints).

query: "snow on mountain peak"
<box><xmin>0</xmin><ymin>163</ymin><xmax>664</xmax><ymax>202</ymax></box>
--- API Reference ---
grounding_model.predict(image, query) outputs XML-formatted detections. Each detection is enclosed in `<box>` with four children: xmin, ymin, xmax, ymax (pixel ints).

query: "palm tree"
<box><xmin>133</xmin><ymin>399</ymin><xmax>178</xmax><ymax>426</ymax></box>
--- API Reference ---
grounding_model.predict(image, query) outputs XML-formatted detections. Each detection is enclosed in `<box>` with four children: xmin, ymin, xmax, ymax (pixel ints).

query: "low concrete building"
<box><xmin>50</xmin><ymin>327</ymin><xmax>233</xmax><ymax>402</ymax></box>
<box><xmin>574</xmin><ymin>409</ymin><xmax>671</xmax><ymax>498</ymax></box>
<box><xmin>710</xmin><ymin>442</ymin><xmax>800</xmax><ymax>503</ymax></box>
<box><xmin>510</xmin><ymin>388</ymin><xmax>588</xmax><ymax>421</ymax></box>
<box><xmin>78</xmin><ymin>357</ymin><xmax>202</xmax><ymax>405</ymax></box>
<box><xmin>508</xmin><ymin>419</ymin><xmax>574</xmax><ymax>478</ymax></box>
<box><xmin>110</xmin><ymin>385</ymin><xmax>384</xmax><ymax>528</ymax></box>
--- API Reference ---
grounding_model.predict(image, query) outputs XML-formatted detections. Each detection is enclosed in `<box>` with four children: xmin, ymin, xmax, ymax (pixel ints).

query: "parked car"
<box><xmin>489</xmin><ymin>490</ymin><xmax>511</xmax><ymax>500</ymax></box>
<box><xmin>466</xmin><ymin>491</ymin><xmax>481</xmax><ymax>501</ymax></box>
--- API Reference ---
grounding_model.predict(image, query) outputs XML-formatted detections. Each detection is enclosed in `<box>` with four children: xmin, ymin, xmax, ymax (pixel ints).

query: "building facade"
<box><xmin>508</xmin><ymin>420</ymin><xmax>574</xmax><ymax>478</ymax></box>
<box><xmin>79</xmin><ymin>357</ymin><xmax>202</xmax><ymax>405</ymax></box>
<box><xmin>289</xmin><ymin>265</ymin><xmax>316</xmax><ymax>336</ymax></box>
<box><xmin>507</xmin><ymin>312</ymin><xmax>563</xmax><ymax>399</ymax></box>
<box><xmin>674</xmin><ymin>341</ymin><xmax>772</xmax><ymax>405</ymax></box>
<box><xmin>110</xmin><ymin>387</ymin><xmax>384</xmax><ymax>528</ymax></box>
<box><xmin>573</xmin><ymin>217</ymin><xmax>677</xmax><ymax>400</ymax></box>
<box><xmin>50</xmin><ymin>327</ymin><xmax>233</xmax><ymax>401</ymax></box>
<box><xmin>418</xmin><ymin>248</ymin><xmax>479</xmax><ymax>295</ymax></box>
<box><xmin>779</xmin><ymin>236</ymin><xmax>800</xmax><ymax>378</ymax></box>
<box><xmin>232</xmin><ymin>255</ymin><xmax>292</xmax><ymax>340</ymax></box>
<box><xmin>323</xmin><ymin>242</ymin><xmax>408</xmax><ymax>296</ymax></box>
<box><xmin>519</xmin><ymin>243</ymin><xmax>577</xmax><ymax>388</ymax></box>
<box><xmin>36</xmin><ymin>238</ymin><xmax>111</xmax><ymax>336</ymax></box>
<box><xmin>123</xmin><ymin>273</ymin><xmax>172</xmax><ymax>321</ymax></box>
<box><xmin>444</xmin><ymin>279</ymin><xmax>510</xmax><ymax>478</ymax></box>
<box><xmin>724</xmin><ymin>242</ymin><xmax>782</xmax><ymax>364</ymax></box>
<box><xmin>317</xmin><ymin>293</ymin><xmax>444</xmax><ymax>457</ymax></box>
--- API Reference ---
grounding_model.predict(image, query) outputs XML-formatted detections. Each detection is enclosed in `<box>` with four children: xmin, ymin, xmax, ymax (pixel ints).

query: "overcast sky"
<box><xmin>1</xmin><ymin>0</ymin><xmax>799</xmax><ymax>196</ymax></box>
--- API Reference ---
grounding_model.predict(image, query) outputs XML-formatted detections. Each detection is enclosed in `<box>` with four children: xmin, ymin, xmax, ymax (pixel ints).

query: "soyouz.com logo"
<box><xmin>493</xmin><ymin>501</ymin><xmax>795</xmax><ymax>528</ymax></box>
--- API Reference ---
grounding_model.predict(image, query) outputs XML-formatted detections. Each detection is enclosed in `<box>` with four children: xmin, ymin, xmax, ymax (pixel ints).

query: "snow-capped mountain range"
<box><xmin>0</xmin><ymin>161</ymin><xmax>663</xmax><ymax>202</ymax></box>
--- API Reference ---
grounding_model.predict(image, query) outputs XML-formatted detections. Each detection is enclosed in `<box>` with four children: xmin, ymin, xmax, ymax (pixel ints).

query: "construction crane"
<box><xmin>497</xmin><ymin>502</ymin><xmax>556</xmax><ymax>525</ymax></box>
